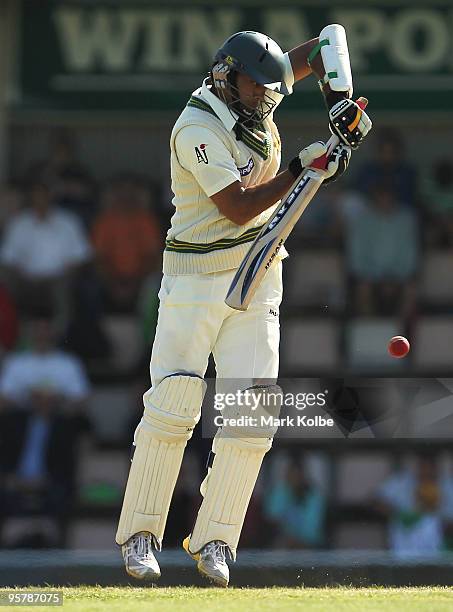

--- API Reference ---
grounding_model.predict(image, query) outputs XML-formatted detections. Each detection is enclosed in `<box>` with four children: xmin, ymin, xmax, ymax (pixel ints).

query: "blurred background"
<box><xmin>0</xmin><ymin>0</ymin><xmax>452</xmax><ymax>586</ymax></box>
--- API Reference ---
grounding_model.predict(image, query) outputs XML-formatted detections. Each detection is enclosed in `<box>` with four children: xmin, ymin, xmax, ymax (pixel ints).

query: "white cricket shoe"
<box><xmin>183</xmin><ymin>536</ymin><xmax>231</xmax><ymax>587</ymax></box>
<box><xmin>121</xmin><ymin>532</ymin><xmax>161</xmax><ymax>580</ymax></box>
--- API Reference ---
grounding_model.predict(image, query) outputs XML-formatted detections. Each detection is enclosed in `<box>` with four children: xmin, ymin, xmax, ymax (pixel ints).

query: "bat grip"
<box><xmin>309</xmin><ymin>97</ymin><xmax>368</xmax><ymax>171</ymax></box>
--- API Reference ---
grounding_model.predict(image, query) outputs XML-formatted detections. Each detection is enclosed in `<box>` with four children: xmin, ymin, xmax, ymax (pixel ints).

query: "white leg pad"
<box><xmin>188</xmin><ymin>435</ymin><xmax>272</xmax><ymax>560</ymax></box>
<box><xmin>116</xmin><ymin>375</ymin><xmax>206</xmax><ymax>546</ymax></box>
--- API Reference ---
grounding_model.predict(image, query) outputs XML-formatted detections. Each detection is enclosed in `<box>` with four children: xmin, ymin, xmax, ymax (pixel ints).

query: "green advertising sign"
<box><xmin>18</xmin><ymin>0</ymin><xmax>453</xmax><ymax>113</ymax></box>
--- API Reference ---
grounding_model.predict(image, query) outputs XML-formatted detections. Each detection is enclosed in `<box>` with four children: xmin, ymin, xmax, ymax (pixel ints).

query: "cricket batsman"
<box><xmin>116</xmin><ymin>25</ymin><xmax>372</xmax><ymax>586</ymax></box>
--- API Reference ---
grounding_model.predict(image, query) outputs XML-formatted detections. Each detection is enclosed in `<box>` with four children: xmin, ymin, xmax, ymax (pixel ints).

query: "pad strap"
<box><xmin>318</xmin><ymin>71</ymin><xmax>339</xmax><ymax>88</ymax></box>
<box><xmin>307</xmin><ymin>38</ymin><xmax>329</xmax><ymax>66</ymax></box>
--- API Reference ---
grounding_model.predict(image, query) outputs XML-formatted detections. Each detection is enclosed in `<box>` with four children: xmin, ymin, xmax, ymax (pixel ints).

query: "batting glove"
<box><xmin>323</xmin><ymin>143</ymin><xmax>351</xmax><ymax>184</ymax></box>
<box><xmin>288</xmin><ymin>140</ymin><xmax>350</xmax><ymax>184</ymax></box>
<box><xmin>329</xmin><ymin>96</ymin><xmax>372</xmax><ymax>149</ymax></box>
<box><xmin>288</xmin><ymin>141</ymin><xmax>327</xmax><ymax>178</ymax></box>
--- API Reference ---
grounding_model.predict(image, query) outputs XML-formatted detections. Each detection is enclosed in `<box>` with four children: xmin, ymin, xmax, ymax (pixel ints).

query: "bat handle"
<box><xmin>309</xmin><ymin>97</ymin><xmax>368</xmax><ymax>171</ymax></box>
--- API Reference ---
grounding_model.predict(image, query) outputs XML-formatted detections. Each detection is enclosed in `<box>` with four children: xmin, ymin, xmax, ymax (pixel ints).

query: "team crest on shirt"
<box><xmin>238</xmin><ymin>157</ymin><xmax>254</xmax><ymax>176</ymax></box>
<box><xmin>195</xmin><ymin>144</ymin><xmax>208</xmax><ymax>164</ymax></box>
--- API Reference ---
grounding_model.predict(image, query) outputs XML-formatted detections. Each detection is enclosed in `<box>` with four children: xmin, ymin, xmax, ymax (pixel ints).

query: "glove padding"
<box><xmin>328</xmin><ymin>97</ymin><xmax>372</xmax><ymax>149</ymax></box>
<box><xmin>288</xmin><ymin>141</ymin><xmax>351</xmax><ymax>184</ymax></box>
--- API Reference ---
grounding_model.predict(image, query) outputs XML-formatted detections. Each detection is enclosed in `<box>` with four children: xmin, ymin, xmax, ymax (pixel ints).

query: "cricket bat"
<box><xmin>224</xmin><ymin>135</ymin><xmax>336</xmax><ymax>311</ymax></box>
<box><xmin>225</xmin><ymin>99</ymin><xmax>367</xmax><ymax>311</ymax></box>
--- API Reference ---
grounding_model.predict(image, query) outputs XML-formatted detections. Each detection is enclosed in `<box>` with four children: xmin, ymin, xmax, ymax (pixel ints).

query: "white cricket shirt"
<box><xmin>163</xmin><ymin>77</ymin><xmax>290</xmax><ymax>275</ymax></box>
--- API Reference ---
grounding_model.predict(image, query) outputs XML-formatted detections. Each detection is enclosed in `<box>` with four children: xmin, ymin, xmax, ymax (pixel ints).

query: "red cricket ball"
<box><xmin>388</xmin><ymin>335</ymin><xmax>410</xmax><ymax>358</ymax></box>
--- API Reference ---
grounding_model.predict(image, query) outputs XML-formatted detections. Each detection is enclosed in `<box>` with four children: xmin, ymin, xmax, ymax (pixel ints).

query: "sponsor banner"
<box><xmin>18</xmin><ymin>0</ymin><xmax>453</xmax><ymax>112</ymax></box>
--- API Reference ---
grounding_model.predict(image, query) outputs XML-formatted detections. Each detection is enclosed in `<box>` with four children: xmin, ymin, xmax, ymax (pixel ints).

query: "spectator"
<box><xmin>327</xmin><ymin>182</ymin><xmax>367</xmax><ymax>227</ymax></box>
<box><xmin>0</xmin><ymin>316</ymin><xmax>90</xmax><ymax>412</ymax></box>
<box><xmin>375</xmin><ymin>452</ymin><xmax>453</xmax><ymax>556</ymax></box>
<box><xmin>263</xmin><ymin>454</ymin><xmax>326</xmax><ymax>548</ymax></box>
<box><xmin>54</xmin><ymin>167</ymin><xmax>99</xmax><ymax>231</ymax></box>
<box><xmin>287</xmin><ymin>186</ymin><xmax>345</xmax><ymax>248</ymax></box>
<box><xmin>0</xmin><ymin>390</ymin><xmax>91</xmax><ymax>548</ymax></box>
<box><xmin>297</xmin><ymin>182</ymin><xmax>368</xmax><ymax>247</ymax></box>
<box><xmin>420</xmin><ymin>159</ymin><xmax>453</xmax><ymax>247</ymax></box>
<box><xmin>25</xmin><ymin>129</ymin><xmax>91</xmax><ymax>188</ymax></box>
<box><xmin>355</xmin><ymin>129</ymin><xmax>417</xmax><ymax>207</ymax></box>
<box><xmin>0</xmin><ymin>184</ymin><xmax>23</xmax><ymax>237</ymax></box>
<box><xmin>92</xmin><ymin>175</ymin><xmax>162</xmax><ymax>312</ymax></box>
<box><xmin>345</xmin><ymin>182</ymin><xmax>418</xmax><ymax>316</ymax></box>
<box><xmin>0</xmin><ymin>284</ymin><xmax>18</xmax><ymax>359</ymax></box>
<box><xmin>62</xmin><ymin>275</ymin><xmax>111</xmax><ymax>374</ymax></box>
<box><xmin>0</xmin><ymin>316</ymin><xmax>92</xmax><ymax>547</ymax></box>
<box><xmin>0</xmin><ymin>179</ymin><xmax>92</xmax><ymax>321</ymax></box>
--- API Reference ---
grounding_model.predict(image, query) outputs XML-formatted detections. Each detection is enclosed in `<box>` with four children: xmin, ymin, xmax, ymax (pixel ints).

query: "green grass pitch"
<box><xmin>1</xmin><ymin>587</ymin><xmax>453</xmax><ymax>611</ymax></box>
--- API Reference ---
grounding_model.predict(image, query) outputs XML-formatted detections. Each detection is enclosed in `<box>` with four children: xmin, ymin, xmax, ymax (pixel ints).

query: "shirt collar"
<box><xmin>198</xmin><ymin>78</ymin><xmax>238</xmax><ymax>132</ymax></box>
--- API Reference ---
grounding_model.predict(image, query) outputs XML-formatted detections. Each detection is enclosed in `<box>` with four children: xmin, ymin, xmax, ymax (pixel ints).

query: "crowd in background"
<box><xmin>0</xmin><ymin>126</ymin><xmax>452</xmax><ymax>551</ymax></box>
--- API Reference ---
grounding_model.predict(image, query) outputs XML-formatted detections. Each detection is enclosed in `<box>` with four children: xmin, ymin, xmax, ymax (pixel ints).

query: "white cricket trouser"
<box><xmin>118</xmin><ymin>261</ymin><xmax>282</xmax><ymax>552</ymax></box>
<box><xmin>148</xmin><ymin>260</ymin><xmax>282</xmax><ymax>387</ymax></box>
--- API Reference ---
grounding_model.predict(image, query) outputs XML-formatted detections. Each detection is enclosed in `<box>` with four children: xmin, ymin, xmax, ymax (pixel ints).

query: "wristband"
<box><xmin>288</xmin><ymin>156</ymin><xmax>303</xmax><ymax>179</ymax></box>
<box><xmin>324</xmin><ymin>90</ymin><xmax>347</xmax><ymax>110</ymax></box>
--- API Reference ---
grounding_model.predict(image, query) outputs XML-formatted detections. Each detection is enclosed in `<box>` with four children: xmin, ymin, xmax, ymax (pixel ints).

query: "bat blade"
<box><xmin>225</xmin><ymin>167</ymin><xmax>325</xmax><ymax>311</ymax></box>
